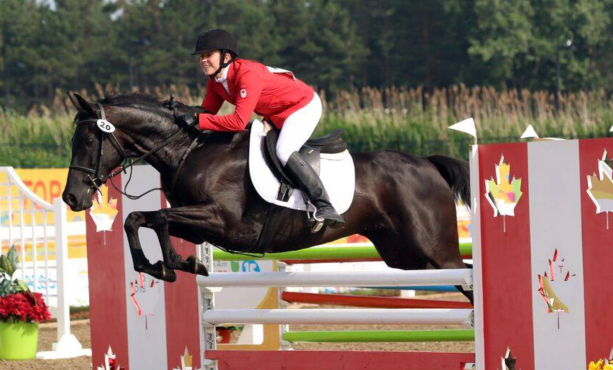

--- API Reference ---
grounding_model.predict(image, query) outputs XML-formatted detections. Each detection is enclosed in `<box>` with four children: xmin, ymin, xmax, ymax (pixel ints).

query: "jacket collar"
<box><xmin>212</xmin><ymin>61</ymin><xmax>237</xmax><ymax>101</ymax></box>
<box><xmin>214</xmin><ymin>62</ymin><xmax>231</xmax><ymax>83</ymax></box>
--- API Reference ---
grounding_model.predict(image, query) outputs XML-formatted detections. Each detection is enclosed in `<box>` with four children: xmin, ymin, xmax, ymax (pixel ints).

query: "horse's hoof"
<box><xmin>164</xmin><ymin>268</ymin><xmax>177</xmax><ymax>282</ymax></box>
<box><xmin>187</xmin><ymin>255</ymin><xmax>209</xmax><ymax>276</ymax></box>
<box><xmin>154</xmin><ymin>261</ymin><xmax>177</xmax><ymax>282</ymax></box>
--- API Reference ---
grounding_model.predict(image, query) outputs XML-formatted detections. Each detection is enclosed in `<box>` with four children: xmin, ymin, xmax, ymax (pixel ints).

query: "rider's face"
<box><xmin>200</xmin><ymin>50</ymin><xmax>221</xmax><ymax>76</ymax></box>
<box><xmin>200</xmin><ymin>51</ymin><xmax>231</xmax><ymax>77</ymax></box>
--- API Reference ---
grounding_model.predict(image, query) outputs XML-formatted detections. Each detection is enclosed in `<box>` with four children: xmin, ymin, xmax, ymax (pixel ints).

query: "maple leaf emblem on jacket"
<box><xmin>485</xmin><ymin>155</ymin><xmax>523</xmax><ymax>223</ymax></box>
<box><xmin>587</xmin><ymin>150</ymin><xmax>613</xmax><ymax>229</ymax></box>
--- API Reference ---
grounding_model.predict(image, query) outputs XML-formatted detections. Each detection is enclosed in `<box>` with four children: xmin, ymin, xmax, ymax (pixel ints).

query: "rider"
<box><xmin>178</xmin><ymin>28</ymin><xmax>345</xmax><ymax>224</ymax></box>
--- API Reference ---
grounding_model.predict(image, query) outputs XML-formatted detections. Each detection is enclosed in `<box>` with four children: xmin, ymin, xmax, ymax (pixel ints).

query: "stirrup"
<box><xmin>305</xmin><ymin>200</ymin><xmax>325</xmax><ymax>233</ymax></box>
<box><xmin>315</xmin><ymin>206</ymin><xmax>345</xmax><ymax>224</ymax></box>
<box><xmin>311</xmin><ymin>220</ymin><xmax>325</xmax><ymax>233</ymax></box>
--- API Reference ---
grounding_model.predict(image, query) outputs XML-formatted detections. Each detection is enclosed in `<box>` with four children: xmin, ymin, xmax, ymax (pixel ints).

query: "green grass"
<box><xmin>4</xmin><ymin>85</ymin><xmax>613</xmax><ymax>167</ymax></box>
<box><xmin>0</xmin><ymin>112</ymin><xmax>73</xmax><ymax>168</ymax></box>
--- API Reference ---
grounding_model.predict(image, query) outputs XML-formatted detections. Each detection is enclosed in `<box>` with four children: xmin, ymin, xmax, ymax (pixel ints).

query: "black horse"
<box><xmin>62</xmin><ymin>92</ymin><xmax>472</xmax><ymax>301</ymax></box>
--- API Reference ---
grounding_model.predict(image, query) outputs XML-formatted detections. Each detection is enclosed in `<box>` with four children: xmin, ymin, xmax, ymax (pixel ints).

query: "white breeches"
<box><xmin>276</xmin><ymin>92</ymin><xmax>323</xmax><ymax>166</ymax></box>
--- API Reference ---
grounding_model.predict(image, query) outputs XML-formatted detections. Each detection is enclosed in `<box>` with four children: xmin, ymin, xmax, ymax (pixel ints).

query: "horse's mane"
<box><xmin>100</xmin><ymin>92</ymin><xmax>164</xmax><ymax>107</ymax></box>
<box><xmin>97</xmin><ymin>92</ymin><xmax>248</xmax><ymax>144</ymax></box>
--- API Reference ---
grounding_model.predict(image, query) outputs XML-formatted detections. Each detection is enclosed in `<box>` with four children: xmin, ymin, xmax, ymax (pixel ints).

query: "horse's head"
<box><xmin>62</xmin><ymin>93</ymin><xmax>129</xmax><ymax>211</ymax></box>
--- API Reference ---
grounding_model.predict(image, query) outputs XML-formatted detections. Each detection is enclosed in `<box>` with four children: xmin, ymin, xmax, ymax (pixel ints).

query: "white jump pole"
<box><xmin>202</xmin><ymin>308</ymin><xmax>474</xmax><ymax>326</ymax></box>
<box><xmin>197</xmin><ymin>269</ymin><xmax>473</xmax><ymax>289</ymax></box>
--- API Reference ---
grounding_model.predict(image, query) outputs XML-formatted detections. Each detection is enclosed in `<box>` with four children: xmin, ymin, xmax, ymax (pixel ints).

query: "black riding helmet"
<box><xmin>192</xmin><ymin>29</ymin><xmax>239</xmax><ymax>76</ymax></box>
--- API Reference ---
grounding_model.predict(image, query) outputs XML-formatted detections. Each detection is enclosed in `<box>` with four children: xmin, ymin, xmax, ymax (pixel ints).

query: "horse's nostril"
<box><xmin>66</xmin><ymin>193</ymin><xmax>78</xmax><ymax>207</ymax></box>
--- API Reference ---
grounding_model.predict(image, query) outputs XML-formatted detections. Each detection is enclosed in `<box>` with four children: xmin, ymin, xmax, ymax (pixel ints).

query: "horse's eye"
<box><xmin>85</xmin><ymin>138</ymin><xmax>95</xmax><ymax>146</ymax></box>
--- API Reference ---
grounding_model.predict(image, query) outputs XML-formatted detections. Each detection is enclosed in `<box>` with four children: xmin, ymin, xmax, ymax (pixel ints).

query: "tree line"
<box><xmin>2</xmin><ymin>0</ymin><xmax>613</xmax><ymax>112</ymax></box>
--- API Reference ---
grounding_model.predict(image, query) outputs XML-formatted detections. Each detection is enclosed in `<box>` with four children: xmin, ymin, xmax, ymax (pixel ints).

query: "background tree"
<box><xmin>2</xmin><ymin>0</ymin><xmax>613</xmax><ymax>112</ymax></box>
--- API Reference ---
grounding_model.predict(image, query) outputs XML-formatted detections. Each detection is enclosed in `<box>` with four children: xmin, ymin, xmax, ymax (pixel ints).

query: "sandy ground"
<box><xmin>0</xmin><ymin>295</ymin><xmax>473</xmax><ymax>370</ymax></box>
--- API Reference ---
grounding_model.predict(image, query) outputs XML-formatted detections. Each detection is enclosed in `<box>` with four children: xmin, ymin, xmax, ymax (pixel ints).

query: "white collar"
<box><xmin>214</xmin><ymin>63</ymin><xmax>231</xmax><ymax>83</ymax></box>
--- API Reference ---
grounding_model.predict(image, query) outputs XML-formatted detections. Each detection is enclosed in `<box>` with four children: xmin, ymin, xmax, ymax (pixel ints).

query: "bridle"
<box><xmin>69</xmin><ymin>103</ymin><xmax>206</xmax><ymax>200</ymax></box>
<box><xmin>69</xmin><ymin>103</ymin><xmax>132</xmax><ymax>193</ymax></box>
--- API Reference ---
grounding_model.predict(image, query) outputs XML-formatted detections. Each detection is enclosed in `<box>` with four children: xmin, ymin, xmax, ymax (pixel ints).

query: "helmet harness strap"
<box><xmin>210</xmin><ymin>49</ymin><xmax>233</xmax><ymax>77</ymax></box>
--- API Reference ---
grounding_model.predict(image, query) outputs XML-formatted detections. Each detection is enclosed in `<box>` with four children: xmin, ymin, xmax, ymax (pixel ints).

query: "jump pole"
<box><xmin>196</xmin><ymin>269</ymin><xmax>472</xmax><ymax>288</ymax></box>
<box><xmin>202</xmin><ymin>308</ymin><xmax>473</xmax><ymax>326</ymax></box>
<box><xmin>283</xmin><ymin>329</ymin><xmax>475</xmax><ymax>343</ymax></box>
<box><xmin>281</xmin><ymin>291</ymin><xmax>473</xmax><ymax>309</ymax></box>
<box><xmin>207</xmin><ymin>351</ymin><xmax>476</xmax><ymax>370</ymax></box>
<box><xmin>213</xmin><ymin>243</ymin><xmax>473</xmax><ymax>262</ymax></box>
<box><xmin>374</xmin><ymin>285</ymin><xmax>463</xmax><ymax>292</ymax></box>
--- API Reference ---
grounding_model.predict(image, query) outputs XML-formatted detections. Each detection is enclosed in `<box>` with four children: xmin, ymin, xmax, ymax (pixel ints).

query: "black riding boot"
<box><xmin>284</xmin><ymin>152</ymin><xmax>345</xmax><ymax>224</ymax></box>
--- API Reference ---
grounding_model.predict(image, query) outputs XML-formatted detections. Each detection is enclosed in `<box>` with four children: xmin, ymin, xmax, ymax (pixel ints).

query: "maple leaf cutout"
<box><xmin>537</xmin><ymin>249</ymin><xmax>576</xmax><ymax>329</ymax></box>
<box><xmin>173</xmin><ymin>347</ymin><xmax>200</xmax><ymax>370</ymax></box>
<box><xmin>498</xmin><ymin>347</ymin><xmax>517</xmax><ymax>370</ymax></box>
<box><xmin>485</xmin><ymin>156</ymin><xmax>523</xmax><ymax>231</ymax></box>
<box><xmin>587</xmin><ymin>150</ymin><xmax>613</xmax><ymax>229</ymax></box>
<box><xmin>90</xmin><ymin>184</ymin><xmax>119</xmax><ymax>232</ymax></box>
<box><xmin>97</xmin><ymin>347</ymin><xmax>125</xmax><ymax>370</ymax></box>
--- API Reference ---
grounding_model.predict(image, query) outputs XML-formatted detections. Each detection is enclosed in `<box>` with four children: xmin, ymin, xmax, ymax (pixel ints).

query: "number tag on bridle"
<box><xmin>96</xmin><ymin>119</ymin><xmax>115</xmax><ymax>133</ymax></box>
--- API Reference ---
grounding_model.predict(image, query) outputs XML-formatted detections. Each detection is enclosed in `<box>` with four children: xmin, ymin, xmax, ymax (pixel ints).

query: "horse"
<box><xmin>62</xmin><ymin>92</ymin><xmax>473</xmax><ymax>302</ymax></box>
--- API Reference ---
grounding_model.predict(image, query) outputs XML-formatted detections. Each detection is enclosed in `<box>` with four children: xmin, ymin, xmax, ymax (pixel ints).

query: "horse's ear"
<box><xmin>66</xmin><ymin>92</ymin><xmax>82</xmax><ymax>112</ymax></box>
<box><xmin>67</xmin><ymin>92</ymin><xmax>97</xmax><ymax>115</ymax></box>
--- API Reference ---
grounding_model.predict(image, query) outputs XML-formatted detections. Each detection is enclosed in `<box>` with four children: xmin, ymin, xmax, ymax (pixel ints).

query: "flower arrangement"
<box><xmin>0</xmin><ymin>246</ymin><xmax>50</xmax><ymax>324</ymax></box>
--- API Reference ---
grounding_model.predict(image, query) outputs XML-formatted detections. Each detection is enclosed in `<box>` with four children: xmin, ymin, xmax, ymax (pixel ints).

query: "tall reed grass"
<box><xmin>318</xmin><ymin>85</ymin><xmax>613</xmax><ymax>158</ymax></box>
<box><xmin>2</xmin><ymin>83</ymin><xmax>612</xmax><ymax>167</ymax></box>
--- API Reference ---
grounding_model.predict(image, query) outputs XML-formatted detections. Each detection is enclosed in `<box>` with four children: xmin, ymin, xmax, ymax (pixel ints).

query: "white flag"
<box><xmin>521</xmin><ymin>124</ymin><xmax>539</xmax><ymax>139</ymax></box>
<box><xmin>449</xmin><ymin>118</ymin><xmax>477</xmax><ymax>143</ymax></box>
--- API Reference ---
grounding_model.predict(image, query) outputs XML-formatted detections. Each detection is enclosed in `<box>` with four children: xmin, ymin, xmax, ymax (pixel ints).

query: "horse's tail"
<box><xmin>426</xmin><ymin>155</ymin><xmax>471</xmax><ymax>208</ymax></box>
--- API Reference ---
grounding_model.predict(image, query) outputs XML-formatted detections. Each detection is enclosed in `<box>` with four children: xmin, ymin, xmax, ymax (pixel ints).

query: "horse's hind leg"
<box><xmin>365</xmin><ymin>229</ymin><xmax>473</xmax><ymax>304</ymax></box>
<box><xmin>416</xmin><ymin>236</ymin><xmax>474</xmax><ymax>304</ymax></box>
<box><xmin>407</xmin><ymin>233</ymin><xmax>474</xmax><ymax>304</ymax></box>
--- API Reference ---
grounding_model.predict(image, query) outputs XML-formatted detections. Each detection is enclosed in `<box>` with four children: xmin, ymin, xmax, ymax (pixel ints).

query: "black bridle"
<box><xmin>69</xmin><ymin>103</ymin><xmax>205</xmax><ymax>200</ymax></box>
<box><xmin>69</xmin><ymin>103</ymin><xmax>131</xmax><ymax>192</ymax></box>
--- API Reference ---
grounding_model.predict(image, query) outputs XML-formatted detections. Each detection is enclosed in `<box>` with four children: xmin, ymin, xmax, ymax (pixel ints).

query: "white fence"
<box><xmin>0</xmin><ymin>167</ymin><xmax>89</xmax><ymax>359</ymax></box>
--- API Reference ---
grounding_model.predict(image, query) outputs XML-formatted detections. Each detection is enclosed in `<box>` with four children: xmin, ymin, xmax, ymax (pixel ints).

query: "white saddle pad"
<box><xmin>248</xmin><ymin>119</ymin><xmax>355</xmax><ymax>213</ymax></box>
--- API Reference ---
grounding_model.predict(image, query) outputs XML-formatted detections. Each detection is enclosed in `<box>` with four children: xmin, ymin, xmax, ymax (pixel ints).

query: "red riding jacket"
<box><xmin>198</xmin><ymin>59</ymin><xmax>314</xmax><ymax>132</ymax></box>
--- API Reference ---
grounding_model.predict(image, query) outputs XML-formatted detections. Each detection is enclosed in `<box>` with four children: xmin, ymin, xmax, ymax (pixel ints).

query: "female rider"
<box><xmin>178</xmin><ymin>28</ymin><xmax>344</xmax><ymax>224</ymax></box>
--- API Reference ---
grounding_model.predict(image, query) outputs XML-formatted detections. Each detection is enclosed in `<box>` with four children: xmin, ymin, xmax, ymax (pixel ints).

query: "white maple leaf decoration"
<box><xmin>97</xmin><ymin>346</ymin><xmax>124</xmax><ymax>370</ymax></box>
<box><xmin>173</xmin><ymin>347</ymin><xmax>201</xmax><ymax>370</ymax></box>
<box><xmin>89</xmin><ymin>184</ymin><xmax>119</xmax><ymax>232</ymax></box>
<box><xmin>586</xmin><ymin>150</ymin><xmax>613</xmax><ymax>229</ymax></box>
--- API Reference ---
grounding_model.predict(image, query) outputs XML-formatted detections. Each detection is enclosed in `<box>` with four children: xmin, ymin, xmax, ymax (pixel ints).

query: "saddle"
<box><xmin>248</xmin><ymin>119</ymin><xmax>355</xmax><ymax>214</ymax></box>
<box><xmin>262</xmin><ymin>125</ymin><xmax>348</xmax><ymax>202</ymax></box>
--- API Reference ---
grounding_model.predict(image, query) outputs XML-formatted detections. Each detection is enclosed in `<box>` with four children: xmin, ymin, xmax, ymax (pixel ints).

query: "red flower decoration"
<box><xmin>0</xmin><ymin>292</ymin><xmax>51</xmax><ymax>323</ymax></box>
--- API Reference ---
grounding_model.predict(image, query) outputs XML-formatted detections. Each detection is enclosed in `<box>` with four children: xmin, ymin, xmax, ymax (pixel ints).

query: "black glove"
<box><xmin>176</xmin><ymin>113</ymin><xmax>198</xmax><ymax>128</ymax></box>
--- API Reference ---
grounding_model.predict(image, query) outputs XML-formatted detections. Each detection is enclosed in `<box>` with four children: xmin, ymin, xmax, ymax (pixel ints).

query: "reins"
<box><xmin>69</xmin><ymin>103</ymin><xmax>206</xmax><ymax>200</ymax></box>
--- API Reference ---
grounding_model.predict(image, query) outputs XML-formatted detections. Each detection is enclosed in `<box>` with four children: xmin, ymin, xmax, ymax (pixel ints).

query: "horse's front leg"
<box><xmin>125</xmin><ymin>205</ymin><xmax>222</xmax><ymax>281</ymax></box>
<box><xmin>147</xmin><ymin>207</ymin><xmax>211</xmax><ymax>277</ymax></box>
<box><xmin>124</xmin><ymin>211</ymin><xmax>177</xmax><ymax>282</ymax></box>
